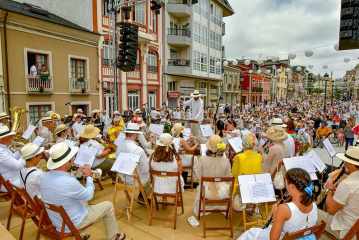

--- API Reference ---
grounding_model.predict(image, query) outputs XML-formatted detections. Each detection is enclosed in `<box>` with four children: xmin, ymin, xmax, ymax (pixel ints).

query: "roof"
<box><xmin>215</xmin><ymin>0</ymin><xmax>234</xmax><ymax>17</ymax></box>
<box><xmin>0</xmin><ymin>0</ymin><xmax>95</xmax><ymax>34</ymax></box>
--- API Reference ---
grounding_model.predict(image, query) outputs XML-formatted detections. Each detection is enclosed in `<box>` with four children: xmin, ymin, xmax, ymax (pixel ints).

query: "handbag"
<box><xmin>273</xmin><ymin>165</ymin><xmax>285</xmax><ymax>190</ymax></box>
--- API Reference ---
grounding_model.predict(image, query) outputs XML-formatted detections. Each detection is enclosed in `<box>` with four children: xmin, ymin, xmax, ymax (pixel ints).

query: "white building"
<box><xmin>163</xmin><ymin>0</ymin><xmax>233</xmax><ymax>108</ymax></box>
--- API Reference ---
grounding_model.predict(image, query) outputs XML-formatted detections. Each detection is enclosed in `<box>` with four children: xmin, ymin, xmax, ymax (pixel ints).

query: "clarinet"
<box><xmin>263</xmin><ymin>193</ymin><xmax>291</xmax><ymax>229</ymax></box>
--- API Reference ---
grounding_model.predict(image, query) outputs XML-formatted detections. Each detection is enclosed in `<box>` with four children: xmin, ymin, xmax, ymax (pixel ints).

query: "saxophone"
<box><xmin>10</xmin><ymin>106</ymin><xmax>27</xmax><ymax>150</ymax></box>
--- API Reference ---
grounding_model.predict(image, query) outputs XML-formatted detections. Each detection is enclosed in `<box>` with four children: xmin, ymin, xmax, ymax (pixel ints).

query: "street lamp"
<box><xmin>323</xmin><ymin>73</ymin><xmax>329</xmax><ymax>112</ymax></box>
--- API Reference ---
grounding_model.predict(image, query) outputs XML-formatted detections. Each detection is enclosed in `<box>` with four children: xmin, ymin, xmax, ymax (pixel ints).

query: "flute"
<box><xmin>263</xmin><ymin>193</ymin><xmax>291</xmax><ymax>229</ymax></box>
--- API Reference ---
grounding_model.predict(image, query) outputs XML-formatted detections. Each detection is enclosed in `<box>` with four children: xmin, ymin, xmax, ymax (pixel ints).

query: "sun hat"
<box><xmin>243</xmin><ymin>133</ymin><xmax>257</xmax><ymax>150</ymax></box>
<box><xmin>134</xmin><ymin>108</ymin><xmax>142</xmax><ymax>114</ymax></box>
<box><xmin>77</xmin><ymin>108</ymin><xmax>83</xmax><ymax>113</ymax></box>
<box><xmin>171</xmin><ymin>123</ymin><xmax>184</xmax><ymax>137</ymax></box>
<box><xmin>47</xmin><ymin>142</ymin><xmax>79</xmax><ymax>170</ymax></box>
<box><xmin>264</xmin><ymin>126</ymin><xmax>288</xmax><ymax>142</ymax></box>
<box><xmin>0</xmin><ymin>125</ymin><xmax>15</xmax><ymax>139</ymax></box>
<box><xmin>123</xmin><ymin>122</ymin><xmax>143</xmax><ymax>134</ymax></box>
<box><xmin>206</xmin><ymin>135</ymin><xmax>226</xmax><ymax>153</ymax></box>
<box><xmin>271</xmin><ymin>118</ymin><xmax>287</xmax><ymax>128</ymax></box>
<box><xmin>157</xmin><ymin>133</ymin><xmax>173</xmax><ymax>147</ymax></box>
<box><xmin>113</xmin><ymin>111</ymin><xmax>121</xmax><ymax>116</ymax></box>
<box><xmin>20</xmin><ymin>143</ymin><xmax>44</xmax><ymax>161</ymax></box>
<box><xmin>54</xmin><ymin>124</ymin><xmax>69</xmax><ymax>136</ymax></box>
<box><xmin>0</xmin><ymin>112</ymin><xmax>9</xmax><ymax>120</ymax></box>
<box><xmin>91</xmin><ymin>109</ymin><xmax>101</xmax><ymax>114</ymax></box>
<box><xmin>79</xmin><ymin>124</ymin><xmax>100</xmax><ymax>139</ymax></box>
<box><xmin>191</xmin><ymin>90</ymin><xmax>201</xmax><ymax>97</ymax></box>
<box><xmin>336</xmin><ymin>147</ymin><xmax>359</xmax><ymax>166</ymax></box>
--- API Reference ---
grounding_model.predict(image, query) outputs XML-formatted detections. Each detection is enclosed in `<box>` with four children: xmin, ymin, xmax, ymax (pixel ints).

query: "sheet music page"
<box><xmin>305</xmin><ymin>150</ymin><xmax>326</xmax><ymax>172</ymax></box>
<box><xmin>200</xmin><ymin>144</ymin><xmax>207</xmax><ymax>156</ymax></box>
<box><xmin>74</xmin><ymin>145</ymin><xmax>97</xmax><ymax>167</ymax></box>
<box><xmin>283</xmin><ymin>156</ymin><xmax>317</xmax><ymax>179</ymax></box>
<box><xmin>239</xmin><ymin>176</ymin><xmax>276</xmax><ymax>204</ymax></box>
<box><xmin>32</xmin><ymin>136</ymin><xmax>45</xmax><ymax>146</ymax></box>
<box><xmin>173</xmin><ymin>137</ymin><xmax>180</xmax><ymax>152</ymax></box>
<box><xmin>323</xmin><ymin>138</ymin><xmax>337</xmax><ymax>157</ymax></box>
<box><xmin>200</xmin><ymin>124</ymin><xmax>214</xmax><ymax>137</ymax></box>
<box><xmin>149</xmin><ymin>124</ymin><xmax>164</xmax><ymax>136</ymax></box>
<box><xmin>254</xmin><ymin>173</ymin><xmax>272</xmax><ymax>183</ymax></box>
<box><xmin>111</xmin><ymin>152</ymin><xmax>140</xmax><ymax>175</ymax></box>
<box><xmin>238</xmin><ymin>174</ymin><xmax>255</xmax><ymax>185</ymax></box>
<box><xmin>228</xmin><ymin>136</ymin><xmax>243</xmax><ymax>153</ymax></box>
<box><xmin>114</xmin><ymin>132</ymin><xmax>126</xmax><ymax>147</ymax></box>
<box><xmin>22</xmin><ymin>125</ymin><xmax>36</xmax><ymax>140</ymax></box>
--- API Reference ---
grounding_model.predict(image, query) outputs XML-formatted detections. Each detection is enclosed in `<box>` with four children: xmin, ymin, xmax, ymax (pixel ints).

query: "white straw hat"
<box><xmin>191</xmin><ymin>90</ymin><xmax>201</xmax><ymax>97</ymax></box>
<box><xmin>157</xmin><ymin>133</ymin><xmax>173</xmax><ymax>147</ymax></box>
<box><xmin>336</xmin><ymin>147</ymin><xmax>359</xmax><ymax>167</ymax></box>
<box><xmin>271</xmin><ymin>118</ymin><xmax>287</xmax><ymax>128</ymax></box>
<box><xmin>0</xmin><ymin>125</ymin><xmax>15</xmax><ymax>139</ymax></box>
<box><xmin>20</xmin><ymin>143</ymin><xmax>44</xmax><ymax>161</ymax></box>
<box><xmin>47</xmin><ymin>142</ymin><xmax>79</xmax><ymax>170</ymax></box>
<box><xmin>123</xmin><ymin>122</ymin><xmax>143</xmax><ymax>134</ymax></box>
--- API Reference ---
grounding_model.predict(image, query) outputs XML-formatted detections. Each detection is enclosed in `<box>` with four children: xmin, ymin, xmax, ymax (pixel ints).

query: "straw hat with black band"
<box><xmin>270</xmin><ymin>118</ymin><xmax>287</xmax><ymax>128</ymax></box>
<box><xmin>47</xmin><ymin>142</ymin><xmax>79</xmax><ymax>170</ymax></box>
<box><xmin>337</xmin><ymin>147</ymin><xmax>359</xmax><ymax>167</ymax></box>
<box><xmin>20</xmin><ymin>143</ymin><xmax>44</xmax><ymax>161</ymax></box>
<box><xmin>0</xmin><ymin>125</ymin><xmax>15</xmax><ymax>139</ymax></box>
<box><xmin>54</xmin><ymin>124</ymin><xmax>69</xmax><ymax>136</ymax></box>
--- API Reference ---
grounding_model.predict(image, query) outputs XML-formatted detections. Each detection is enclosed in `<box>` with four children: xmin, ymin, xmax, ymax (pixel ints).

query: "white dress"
<box><xmin>238</xmin><ymin>202</ymin><xmax>318</xmax><ymax>240</ymax></box>
<box><xmin>150</xmin><ymin>158</ymin><xmax>184</xmax><ymax>194</ymax></box>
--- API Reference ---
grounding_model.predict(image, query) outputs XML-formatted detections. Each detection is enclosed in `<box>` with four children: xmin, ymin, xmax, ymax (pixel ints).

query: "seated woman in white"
<box><xmin>238</xmin><ymin>168</ymin><xmax>318</xmax><ymax>240</ymax></box>
<box><xmin>150</xmin><ymin>133</ymin><xmax>184</xmax><ymax>194</ymax></box>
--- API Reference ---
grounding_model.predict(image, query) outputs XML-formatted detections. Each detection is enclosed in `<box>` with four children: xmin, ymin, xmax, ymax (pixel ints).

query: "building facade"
<box><xmin>163</xmin><ymin>0</ymin><xmax>233</xmax><ymax>109</ymax></box>
<box><xmin>98</xmin><ymin>0</ymin><xmax>163</xmax><ymax>116</ymax></box>
<box><xmin>223</xmin><ymin>64</ymin><xmax>241</xmax><ymax>105</ymax></box>
<box><xmin>0</xmin><ymin>0</ymin><xmax>100</xmax><ymax>123</ymax></box>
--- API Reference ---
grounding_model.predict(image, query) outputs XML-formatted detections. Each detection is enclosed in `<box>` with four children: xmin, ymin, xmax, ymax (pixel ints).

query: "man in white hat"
<box><xmin>37</xmin><ymin>116</ymin><xmax>56</xmax><ymax>146</ymax></box>
<box><xmin>184</xmin><ymin>90</ymin><xmax>204</xmax><ymax>138</ymax></box>
<box><xmin>72</xmin><ymin>114</ymin><xmax>84</xmax><ymax>138</ymax></box>
<box><xmin>40</xmin><ymin>142</ymin><xmax>126</xmax><ymax>240</ymax></box>
<box><xmin>318</xmin><ymin>147</ymin><xmax>359</xmax><ymax>239</ymax></box>
<box><xmin>0</xmin><ymin>126</ymin><xmax>24</xmax><ymax>190</ymax></box>
<box><xmin>116</xmin><ymin>123</ymin><xmax>149</xmax><ymax>200</ymax></box>
<box><xmin>19</xmin><ymin>143</ymin><xmax>44</xmax><ymax>198</ymax></box>
<box><xmin>270</xmin><ymin>117</ymin><xmax>295</xmax><ymax>158</ymax></box>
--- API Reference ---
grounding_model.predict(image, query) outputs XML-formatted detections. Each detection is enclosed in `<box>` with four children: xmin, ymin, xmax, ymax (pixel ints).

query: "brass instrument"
<box><xmin>10</xmin><ymin>107</ymin><xmax>27</xmax><ymax>150</ymax></box>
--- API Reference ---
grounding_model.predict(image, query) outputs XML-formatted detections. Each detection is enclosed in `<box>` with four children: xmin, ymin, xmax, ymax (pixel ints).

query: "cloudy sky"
<box><xmin>223</xmin><ymin>0</ymin><xmax>359</xmax><ymax>78</ymax></box>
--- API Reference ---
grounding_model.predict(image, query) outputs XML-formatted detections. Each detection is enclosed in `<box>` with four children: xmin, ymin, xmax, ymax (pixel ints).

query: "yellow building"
<box><xmin>0</xmin><ymin>0</ymin><xmax>100</xmax><ymax>124</ymax></box>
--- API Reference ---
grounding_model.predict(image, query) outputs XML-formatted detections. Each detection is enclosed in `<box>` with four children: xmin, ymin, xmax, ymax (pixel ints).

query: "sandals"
<box><xmin>114</xmin><ymin>233</ymin><xmax>126</xmax><ymax>240</ymax></box>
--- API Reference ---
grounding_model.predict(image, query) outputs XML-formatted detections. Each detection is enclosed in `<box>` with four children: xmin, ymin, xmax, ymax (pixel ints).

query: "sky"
<box><xmin>223</xmin><ymin>0</ymin><xmax>359</xmax><ymax>78</ymax></box>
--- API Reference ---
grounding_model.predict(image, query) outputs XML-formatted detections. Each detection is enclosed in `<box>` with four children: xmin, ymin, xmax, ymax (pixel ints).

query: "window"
<box><xmin>209</xmin><ymin>57</ymin><xmax>215</xmax><ymax>73</ymax></box>
<box><xmin>27</xmin><ymin>52</ymin><xmax>49</xmax><ymax>76</ymax></box>
<box><xmin>148</xmin><ymin>92</ymin><xmax>156</xmax><ymax>109</ymax></box>
<box><xmin>29</xmin><ymin>104</ymin><xmax>52</xmax><ymax>124</ymax></box>
<box><xmin>193</xmin><ymin>51</ymin><xmax>201</xmax><ymax>71</ymax></box>
<box><xmin>152</xmin><ymin>11</ymin><xmax>157</xmax><ymax>33</ymax></box>
<box><xmin>147</xmin><ymin>52</ymin><xmax>158</xmax><ymax>73</ymax></box>
<box><xmin>71</xmin><ymin>58</ymin><xmax>86</xmax><ymax>80</ymax></box>
<box><xmin>200</xmin><ymin>53</ymin><xmax>208</xmax><ymax>72</ymax></box>
<box><xmin>103</xmin><ymin>42</ymin><xmax>114</xmax><ymax>65</ymax></box>
<box><xmin>168</xmin><ymin>81</ymin><xmax>176</xmax><ymax>91</ymax></box>
<box><xmin>128</xmin><ymin>91</ymin><xmax>139</xmax><ymax>110</ymax></box>
<box><xmin>135</xmin><ymin>2</ymin><xmax>145</xmax><ymax>25</ymax></box>
<box><xmin>215</xmin><ymin>58</ymin><xmax>221</xmax><ymax>74</ymax></box>
<box><xmin>199</xmin><ymin>82</ymin><xmax>206</xmax><ymax>89</ymax></box>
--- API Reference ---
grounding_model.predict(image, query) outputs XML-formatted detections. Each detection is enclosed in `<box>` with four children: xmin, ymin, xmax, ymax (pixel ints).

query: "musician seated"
<box><xmin>317</xmin><ymin>147</ymin><xmax>359</xmax><ymax>239</ymax></box>
<box><xmin>40</xmin><ymin>142</ymin><xmax>126</xmax><ymax>240</ymax></box>
<box><xmin>238</xmin><ymin>168</ymin><xmax>317</xmax><ymax>240</ymax></box>
<box><xmin>79</xmin><ymin>125</ymin><xmax>114</xmax><ymax>176</ymax></box>
<box><xmin>193</xmin><ymin>135</ymin><xmax>231</xmax><ymax>215</ymax></box>
<box><xmin>72</xmin><ymin>114</ymin><xmax>84</xmax><ymax>138</ymax></box>
<box><xmin>115</xmin><ymin>123</ymin><xmax>150</xmax><ymax>202</ymax></box>
<box><xmin>19</xmin><ymin>143</ymin><xmax>44</xmax><ymax>198</ymax></box>
<box><xmin>132</xmin><ymin>109</ymin><xmax>143</xmax><ymax>124</ymax></box>
<box><xmin>55</xmin><ymin>124</ymin><xmax>70</xmax><ymax>143</ymax></box>
<box><xmin>150</xmin><ymin>133</ymin><xmax>184</xmax><ymax>194</ymax></box>
<box><xmin>37</xmin><ymin>117</ymin><xmax>56</xmax><ymax>146</ymax></box>
<box><xmin>107</xmin><ymin>117</ymin><xmax>125</xmax><ymax>143</ymax></box>
<box><xmin>0</xmin><ymin>126</ymin><xmax>25</xmax><ymax>191</ymax></box>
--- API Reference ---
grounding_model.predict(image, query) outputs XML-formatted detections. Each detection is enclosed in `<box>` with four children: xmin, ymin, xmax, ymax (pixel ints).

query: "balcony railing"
<box><xmin>27</xmin><ymin>75</ymin><xmax>52</xmax><ymax>93</ymax></box>
<box><xmin>70</xmin><ymin>78</ymin><xmax>88</xmax><ymax>94</ymax></box>
<box><xmin>168</xmin><ymin>59</ymin><xmax>190</xmax><ymax>66</ymax></box>
<box><xmin>168</xmin><ymin>28</ymin><xmax>191</xmax><ymax>37</ymax></box>
<box><xmin>102</xmin><ymin>16</ymin><xmax>110</xmax><ymax>27</ymax></box>
<box><xmin>168</xmin><ymin>0</ymin><xmax>190</xmax><ymax>4</ymax></box>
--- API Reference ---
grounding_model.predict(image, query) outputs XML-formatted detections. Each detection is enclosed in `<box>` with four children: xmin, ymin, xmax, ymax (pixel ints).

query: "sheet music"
<box><xmin>323</xmin><ymin>138</ymin><xmax>337</xmax><ymax>158</ymax></box>
<box><xmin>32</xmin><ymin>136</ymin><xmax>45</xmax><ymax>146</ymax></box>
<box><xmin>114</xmin><ymin>132</ymin><xmax>126</xmax><ymax>146</ymax></box>
<box><xmin>74</xmin><ymin>145</ymin><xmax>98</xmax><ymax>167</ymax></box>
<box><xmin>173</xmin><ymin>137</ymin><xmax>180</xmax><ymax>152</ymax></box>
<box><xmin>200</xmin><ymin>124</ymin><xmax>213</xmax><ymax>137</ymax></box>
<box><xmin>305</xmin><ymin>150</ymin><xmax>326</xmax><ymax>172</ymax></box>
<box><xmin>200</xmin><ymin>144</ymin><xmax>207</xmax><ymax>156</ymax></box>
<box><xmin>149</xmin><ymin>124</ymin><xmax>164</xmax><ymax>136</ymax></box>
<box><xmin>228</xmin><ymin>136</ymin><xmax>243</xmax><ymax>153</ymax></box>
<box><xmin>22</xmin><ymin>125</ymin><xmax>36</xmax><ymax>140</ymax></box>
<box><xmin>65</xmin><ymin>139</ymin><xmax>77</xmax><ymax>147</ymax></box>
<box><xmin>283</xmin><ymin>156</ymin><xmax>317</xmax><ymax>180</ymax></box>
<box><xmin>238</xmin><ymin>173</ymin><xmax>276</xmax><ymax>204</ymax></box>
<box><xmin>111</xmin><ymin>152</ymin><xmax>140</xmax><ymax>175</ymax></box>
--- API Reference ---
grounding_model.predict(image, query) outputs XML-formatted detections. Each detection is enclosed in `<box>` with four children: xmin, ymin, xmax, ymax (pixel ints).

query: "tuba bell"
<box><xmin>10</xmin><ymin>106</ymin><xmax>27</xmax><ymax>150</ymax></box>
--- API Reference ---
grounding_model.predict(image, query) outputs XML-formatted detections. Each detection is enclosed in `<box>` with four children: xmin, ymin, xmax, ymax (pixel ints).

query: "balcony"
<box><xmin>167</xmin><ymin>59</ymin><xmax>192</xmax><ymax>76</ymax></box>
<box><xmin>222</xmin><ymin>22</ymin><xmax>226</xmax><ymax>36</ymax></box>
<box><xmin>167</xmin><ymin>0</ymin><xmax>192</xmax><ymax>17</ymax></box>
<box><xmin>70</xmin><ymin>78</ymin><xmax>89</xmax><ymax>94</ymax></box>
<box><xmin>102</xmin><ymin>15</ymin><xmax>111</xmax><ymax>31</ymax></box>
<box><xmin>27</xmin><ymin>76</ymin><xmax>52</xmax><ymax>94</ymax></box>
<box><xmin>167</xmin><ymin>28</ymin><xmax>192</xmax><ymax>47</ymax></box>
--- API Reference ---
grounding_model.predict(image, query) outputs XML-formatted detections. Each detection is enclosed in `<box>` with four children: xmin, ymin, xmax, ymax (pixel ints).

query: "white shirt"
<box><xmin>38</xmin><ymin>126</ymin><xmax>53</xmax><ymax>145</ymax></box>
<box><xmin>284</xmin><ymin>135</ymin><xmax>295</xmax><ymax>158</ymax></box>
<box><xmin>72</xmin><ymin>121</ymin><xmax>84</xmax><ymax>137</ymax></box>
<box><xmin>173</xmin><ymin>111</ymin><xmax>181</xmax><ymax>120</ymax></box>
<box><xmin>116</xmin><ymin>139</ymin><xmax>149</xmax><ymax>185</ymax></box>
<box><xmin>19</xmin><ymin>167</ymin><xmax>43</xmax><ymax>198</ymax></box>
<box><xmin>184</xmin><ymin>98</ymin><xmax>204</xmax><ymax>122</ymax></box>
<box><xmin>0</xmin><ymin>144</ymin><xmax>25</xmax><ymax>189</ymax></box>
<box><xmin>29</xmin><ymin>65</ymin><xmax>37</xmax><ymax>77</ymax></box>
